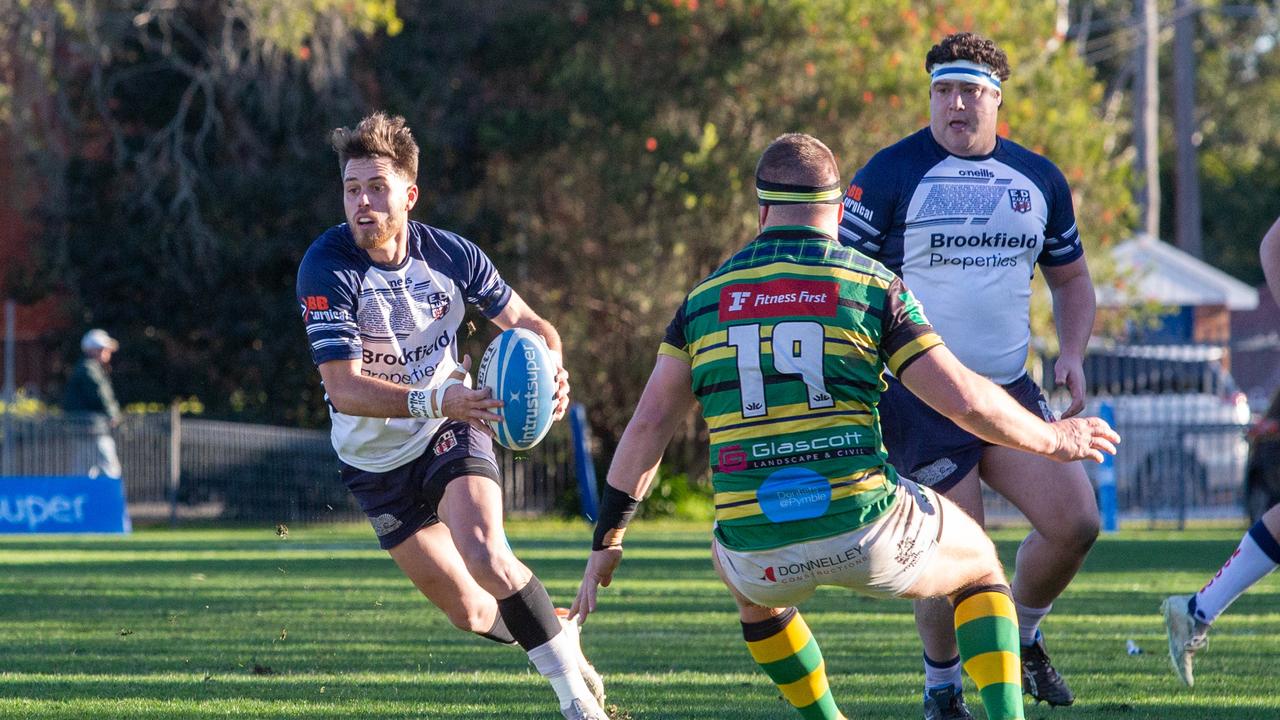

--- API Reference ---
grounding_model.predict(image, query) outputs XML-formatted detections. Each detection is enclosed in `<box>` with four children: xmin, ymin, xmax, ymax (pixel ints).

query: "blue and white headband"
<box><xmin>929</xmin><ymin>60</ymin><xmax>1002</xmax><ymax>91</ymax></box>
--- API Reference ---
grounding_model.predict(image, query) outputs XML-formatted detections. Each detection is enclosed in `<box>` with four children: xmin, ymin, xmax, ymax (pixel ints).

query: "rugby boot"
<box><xmin>1162</xmin><ymin>594</ymin><xmax>1208</xmax><ymax>687</ymax></box>
<box><xmin>923</xmin><ymin>685</ymin><xmax>975</xmax><ymax>720</ymax></box>
<box><xmin>560</xmin><ymin>698</ymin><xmax>611</xmax><ymax>720</ymax></box>
<box><xmin>556</xmin><ymin>608</ymin><xmax>606</xmax><ymax>706</ymax></box>
<box><xmin>1021</xmin><ymin>632</ymin><xmax>1074</xmax><ymax>706</ymax></box>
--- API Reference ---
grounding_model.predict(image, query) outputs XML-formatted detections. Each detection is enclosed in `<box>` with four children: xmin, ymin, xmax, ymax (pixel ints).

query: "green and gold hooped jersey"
<box><xmin>660</xmin><ymin>226</ymin><xmax>944</xmax><ymax>551</ymax></box>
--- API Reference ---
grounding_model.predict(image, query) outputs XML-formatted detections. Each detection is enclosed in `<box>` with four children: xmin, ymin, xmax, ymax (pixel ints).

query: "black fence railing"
<box><xmin>0</xmin><ymin>411</ymin><xmax>578</xmax><ymax>525</ymax></box>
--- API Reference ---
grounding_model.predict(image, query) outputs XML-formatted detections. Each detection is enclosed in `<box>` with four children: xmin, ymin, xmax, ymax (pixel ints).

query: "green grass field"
<box><xmin>1</xmin><ymin>519</ymin><xmax>1278</xmax><ymax>719</ymax></box>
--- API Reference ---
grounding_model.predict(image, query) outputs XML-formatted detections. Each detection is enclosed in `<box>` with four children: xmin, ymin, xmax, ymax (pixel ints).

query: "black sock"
<box><xmin>495</xmin><ymin>576</ymin><xmax>561</xmax><ymax>651</ymax></box>
<box><xmin>476</xmin><ymin>613</ymin><xmax>517</xmax><ymax>645</ymax></box>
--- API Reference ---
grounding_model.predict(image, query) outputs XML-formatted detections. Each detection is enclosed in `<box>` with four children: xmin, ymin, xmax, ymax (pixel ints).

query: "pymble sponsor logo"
<box><xmin>433</xmin><ymin>430</ymin><xmax>458</xmax><ymax>456</ymax></box>
<box><xmin>717</xmin><ymin>444</ymin><xmax>749</xmax><ymax>473</ymax></box>
<box><xmin>718</xmin><ymin>279</ymin><xmax>839</xmax><ymax>321</ymax></box>
<box><xmin>1008</xmin><ymin>188</ymin><xmax>1032</xmax><ymax>213</ymax></box>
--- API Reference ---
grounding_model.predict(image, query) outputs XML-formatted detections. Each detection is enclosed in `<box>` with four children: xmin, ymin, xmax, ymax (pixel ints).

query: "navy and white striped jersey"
<box><xmin>838</xmin><ymin>128</ymin><xmax>1083</xmax><ymax>383</ymax></box>
<box><xmin>297</xmin><ymin>220</ymin><xmax>511</xmax><ymax>472</ymax></box>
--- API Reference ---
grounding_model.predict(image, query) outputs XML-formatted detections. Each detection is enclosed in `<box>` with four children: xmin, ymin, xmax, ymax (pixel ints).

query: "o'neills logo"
<box><xmin>719</xmin><ymin>278</ymin><xmax>839</xmax><ymax>322</ymax></box>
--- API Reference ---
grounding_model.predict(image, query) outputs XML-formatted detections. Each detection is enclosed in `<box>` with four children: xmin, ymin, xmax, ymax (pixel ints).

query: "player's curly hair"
<box><xmin>925</xmin><ymin>32</ymin><xmax>1011</xmax><ymax>81</ymax></box>
<box><xmin>330</xmin><ymin>111</ymin><xmax>419</xmax><ymax>182</ymax></box>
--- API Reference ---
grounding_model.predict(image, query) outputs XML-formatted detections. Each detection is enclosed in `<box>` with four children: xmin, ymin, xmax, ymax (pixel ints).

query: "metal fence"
<box><xmin>0</xmin><ymin>411</ymin><xmax>577</xmax><ymax>525</ymax></box>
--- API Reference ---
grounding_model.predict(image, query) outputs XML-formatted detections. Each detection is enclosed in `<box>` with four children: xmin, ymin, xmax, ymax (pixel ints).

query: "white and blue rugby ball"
<box><xmin>476</xmin><ymin>328</ymin><xmax>558</xmax><ymax>451</ymax></box>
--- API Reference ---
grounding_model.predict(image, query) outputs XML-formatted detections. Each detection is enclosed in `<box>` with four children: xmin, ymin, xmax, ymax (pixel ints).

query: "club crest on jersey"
<box><xmin>719</xmin><ymin>278</ymin><xmax>838</xmax><ymax>321</ymax></box>
<box><xmin>1008</xmin><ymin>188</ymin><xmax>1032</xmax><ymax>213</ymax></box>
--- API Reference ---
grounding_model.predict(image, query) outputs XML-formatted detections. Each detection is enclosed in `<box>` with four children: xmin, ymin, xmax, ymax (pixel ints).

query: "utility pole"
<box><xmin>1134</xmin><ymin>0</ymin><xmax>1161</xmax><ymax>240</ymax></box>
<box><xmin>1173</xmin><ymin>0</ymin><xmax>1203</xmax><ymax>258</ymax></box>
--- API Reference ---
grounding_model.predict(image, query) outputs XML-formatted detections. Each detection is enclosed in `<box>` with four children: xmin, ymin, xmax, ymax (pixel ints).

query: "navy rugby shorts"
<box><xmin>879</xmin><ymin>372</ymin><xmax>1056</xmax><ymax>494</ymax></box>
<box><xmin>339</xmin><ymin>420</ymin><xmax>500</xmax><ymax>550</ymax></box>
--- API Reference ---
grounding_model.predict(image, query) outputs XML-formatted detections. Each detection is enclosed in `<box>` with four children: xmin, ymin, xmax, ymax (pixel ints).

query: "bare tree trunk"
<box><xmin>1133</xmin><ymin>0</ymin><xmax>1161</xmax><ymax>240</ymax></box>
<box><xmin>1173</xmin><ymin>0</ymin><xmax>1203</xmax><ymax>257</ymax></box>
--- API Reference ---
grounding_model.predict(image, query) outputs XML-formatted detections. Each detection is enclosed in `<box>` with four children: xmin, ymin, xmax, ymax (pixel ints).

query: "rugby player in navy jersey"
<box><xmin>570</xmin><ymin>133</ymin><xmax>1119</xmax><ymax>720</ymax></box>
<box><xmin>296</xmin><ymin>112</ymin><xmax>607</xmax><ymax>720</ymax></box>
<box><xmin>836</xmin><ymin>33</ymin><xmax>1099</xmax><ymax>717</ymax></box>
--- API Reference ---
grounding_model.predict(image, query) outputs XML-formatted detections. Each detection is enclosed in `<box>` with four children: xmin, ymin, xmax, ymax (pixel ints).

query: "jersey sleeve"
<box><xmin>879</xmin><ymin>276</ymin><xmax>944</xmax><ymax>376</ymax></box>
<box><xmin>297</xmin><ymin>243</ymin><xmax>362</xmax><ymax>367</ymax></box>
<box><xmin>451</xmin><ymin>234</ymin><xmax>513</xmax><ymax>318</ymax></box>
<box><xmin>1036</xmin><ymin>163</ymin><xmax>1084</xmax><ymax>267</ymax></box>
<box><xmin>837</xmin><ymin>150</ymin><xmax>900</xmax><ymax>258</ymax></box>
<box><xmin>657</xmin><ymin>300</ymin><xmax>692</xmax><ymax>363</ymax></box>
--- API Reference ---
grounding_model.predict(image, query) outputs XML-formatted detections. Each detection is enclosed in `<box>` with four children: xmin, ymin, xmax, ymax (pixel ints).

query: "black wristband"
<box><xmin>592</xmin><ymin>484</ymin><xmax>640</xmax><ymax>551</ymax></box>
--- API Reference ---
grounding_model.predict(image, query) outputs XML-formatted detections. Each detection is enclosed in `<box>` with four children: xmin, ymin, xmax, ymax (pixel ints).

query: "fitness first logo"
<box><xmin>719</xmin><ymin>278</ymin><xmax>838</xmax><ymax>322</ymax></box>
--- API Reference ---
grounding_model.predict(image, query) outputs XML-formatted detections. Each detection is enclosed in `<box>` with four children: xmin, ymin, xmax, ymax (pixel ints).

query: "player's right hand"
<box><xmin>1049</xmin><ymin>416</ymin><xmax>1120</xmax><ymax>463</ymax></box>
<box><xmin>440</xmin><ymin>354</ymin><xmax>504</xmax><ymax>436</ymax></box>
<box><xmin>567</xmin><ymin>547</ymin><xmax>623</xmax><ymax>626</ymax></box>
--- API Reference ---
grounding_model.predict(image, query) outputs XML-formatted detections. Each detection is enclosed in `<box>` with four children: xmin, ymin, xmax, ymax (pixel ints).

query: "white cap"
<box><xmin>81</xmin><ymin>329</ymin><xmax>120</xmax><ymax>352</ymax></box>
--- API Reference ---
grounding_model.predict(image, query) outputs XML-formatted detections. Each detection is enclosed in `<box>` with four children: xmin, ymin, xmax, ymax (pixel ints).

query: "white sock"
<box><xmin>526</xmin><ymin>629</ymin><xmax>592</xmax><ymax>709</ymax></box>
<box><xmin>923</xmin><ymin>653</ymin><xmax>962</xmax><ymax>692</ymax></box>
<box><xmin>1014</xmin><ymin>601</ymin><xmax>1052</xmax><ymax>646</ymax></box>
<box><xmin>1192</xmin><ymin>522</ymin><xmax>1280</xmax><ymax>625</ymax></box>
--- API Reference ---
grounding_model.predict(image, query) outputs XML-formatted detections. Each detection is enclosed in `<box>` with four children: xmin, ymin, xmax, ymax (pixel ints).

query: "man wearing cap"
<box><xmin>836</xmin><ymin>32</ymin><xmax>1098</xmax><ymax>718</ymax></box>
<box><xmin>63</xmin><ymin>329</ymin><xmax>123</xmax><ymax>479</ymax></box>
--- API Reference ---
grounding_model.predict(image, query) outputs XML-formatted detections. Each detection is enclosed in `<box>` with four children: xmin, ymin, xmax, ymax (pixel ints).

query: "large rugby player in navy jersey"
<box><xmin>838</xmin><ymin>34</ymin><xmax>1098</xmax><ymax>718</ymax></box>
<box><xmin>296</xmin><ymin>113</ymin><xmax>607</xmax><ymax>720</ymax></box>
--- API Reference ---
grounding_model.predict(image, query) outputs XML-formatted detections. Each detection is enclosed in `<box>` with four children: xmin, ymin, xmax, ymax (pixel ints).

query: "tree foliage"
<box><xmin>5</xmin><ymin>0</ymin><xmax>1133</xmax><ymax>455</ymax></box>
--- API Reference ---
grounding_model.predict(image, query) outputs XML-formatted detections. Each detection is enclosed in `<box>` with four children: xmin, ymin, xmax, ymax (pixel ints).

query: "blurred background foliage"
<box><xmin>0</xmin><ymin>0</ymin><xmax>1275</xmax><ymax>460</ymax></box>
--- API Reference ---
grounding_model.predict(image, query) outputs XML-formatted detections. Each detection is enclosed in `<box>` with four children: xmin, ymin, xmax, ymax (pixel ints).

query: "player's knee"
<box><xmin>1038</xmin><ymin>513</ymin><xmax>1099</xmax><ymax>555</ymax></box>
<box><xmin>459</xmin><ymin>542</ymin><xmax>519</xmax><ymax>587</ymax></box>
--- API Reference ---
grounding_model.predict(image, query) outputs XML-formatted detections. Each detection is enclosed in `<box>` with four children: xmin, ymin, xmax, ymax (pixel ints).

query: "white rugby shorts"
<box><xmin>714</xmin><ymin>478</ymin><xmax>945</xmax><ymax>607</ymax></box>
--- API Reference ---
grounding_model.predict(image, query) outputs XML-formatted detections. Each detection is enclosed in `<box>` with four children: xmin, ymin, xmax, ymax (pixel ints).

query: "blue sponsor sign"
<box><xmin>0</xmin><ymin>476</ymin><xmax>130</xmax><ymax>534</ymax></box>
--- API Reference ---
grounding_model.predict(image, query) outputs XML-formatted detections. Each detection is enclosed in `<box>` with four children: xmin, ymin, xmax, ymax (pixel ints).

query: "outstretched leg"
<box><xmin>1163</xmin><ymin>505</ymin><xmax>1280</xmax><ymax>686</ymax></box>
<box><xmin>439</xmin><ymin>474</ymin><xmax>606</xmax><ymax>718</ymax></box>
<box><xmin>712</xmin><ymin>542</ymin><xmax>846</xmax><ymax>720</ymax></box>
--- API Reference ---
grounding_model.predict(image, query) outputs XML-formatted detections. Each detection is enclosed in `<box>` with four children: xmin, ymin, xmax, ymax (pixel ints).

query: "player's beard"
<box><xmin>352</xmin><ymin>213</ymin><xmax>402</xmax><ymax>250</ymax></box>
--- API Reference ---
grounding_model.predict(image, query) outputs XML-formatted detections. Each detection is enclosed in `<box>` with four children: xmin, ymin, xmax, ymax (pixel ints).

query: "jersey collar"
<box><xmin>755</xmin><ymin>224</ymin><xmax>838</xmax><ymax>243</ymax></box>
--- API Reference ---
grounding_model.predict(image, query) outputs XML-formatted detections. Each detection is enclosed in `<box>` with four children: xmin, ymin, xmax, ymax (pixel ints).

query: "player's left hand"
<box><xmin>1054</xmin><ymin>354</ymin><xmax>1087</xmax><ymax>418</ymax></box>
<box><xmin>551</xmin><ymin>365</ymin><xmax>571</xmax><ymax>421</ymax></box>
<box><xmin>567</xmin><ymin>547</ymin><xmax>623</xmax><ymax>625</ymax></box>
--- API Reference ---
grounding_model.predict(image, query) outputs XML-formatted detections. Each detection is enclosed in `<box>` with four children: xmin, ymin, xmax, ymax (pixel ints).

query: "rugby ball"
<box><xmin>476</xmin><ymin>328</ymin><xmax>558</xmax><ymax>451</ymax></box>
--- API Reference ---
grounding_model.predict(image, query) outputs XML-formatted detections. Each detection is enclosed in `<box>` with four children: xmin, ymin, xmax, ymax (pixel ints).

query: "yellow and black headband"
<box><xmin>755</xmin><ymin>176</ymin><xmax>844</xmax><ymax>206</ymax></box>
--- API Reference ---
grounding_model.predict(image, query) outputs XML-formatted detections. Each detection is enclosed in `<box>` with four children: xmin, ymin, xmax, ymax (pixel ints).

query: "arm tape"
<box><xmin>592</xmin><ymin>484</ymin><xmax>640</xmax><ymax>551</ymax></box>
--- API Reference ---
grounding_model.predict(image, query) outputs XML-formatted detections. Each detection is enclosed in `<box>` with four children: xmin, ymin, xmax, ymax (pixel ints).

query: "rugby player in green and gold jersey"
<box><xmin>568</xmin><ymin>133</ymin><xmax>1119</xmax><ymax>720</ymax></box>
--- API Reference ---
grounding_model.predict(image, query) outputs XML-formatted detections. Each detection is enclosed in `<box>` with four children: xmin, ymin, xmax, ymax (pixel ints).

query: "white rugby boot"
<box><xmin>1162</xmin><ymin>594</ymin><xmax>1209</xmax><ymax>687</ymax></box>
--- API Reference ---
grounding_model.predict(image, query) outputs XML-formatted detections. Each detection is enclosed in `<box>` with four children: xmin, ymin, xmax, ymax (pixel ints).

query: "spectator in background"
<box><xmin>63</xmin><ymin>329</ymin><xmax>123</xmax><ymax>479</ymax></box>
<box><xmin>1161</xmin><ymin>216</ymin><xmax>1280</xmax><ymax>686</ymax></box>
